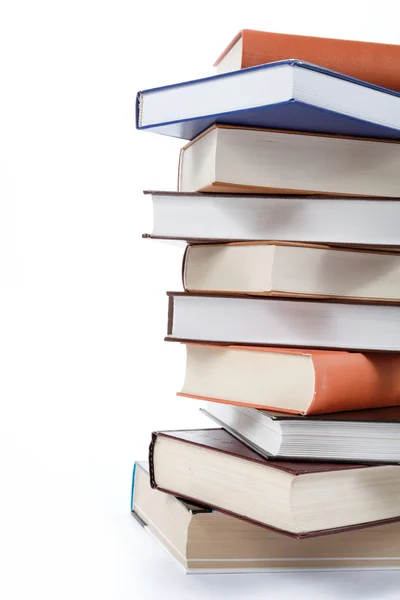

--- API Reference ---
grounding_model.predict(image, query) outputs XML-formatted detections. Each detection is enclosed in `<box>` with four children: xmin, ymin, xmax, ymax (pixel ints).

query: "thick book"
<box><xmin>178</xmin><ymin>125</ymin><xmax>400</xmax><ymax>197</ymax></box>
<box><xmin>215</xmin><ymin>30</ymin><xmax>400</xmax><ymax>93</ymax></box>
<box><xmin>143</xmin><ymin>191</ymin><xmax>400</xmax><ymax>248</ymax></box>
<box><xmin>135</xmin><ymin>60</ymin><xmax>400</xmax><ymax>140</ymax></box>
<box><xmin>148</xmin><ymin>428</ymin><xmax>400</xmax><ymax>538</ymax></box>
<box><xmin>166</xmin><ymin>292</ymin><xmax>400</xmax><ymax>352</ymax></box>
<box><xmin>200</xmin><ymin>404</ymin><xmax>400</xmax><ymax>463</ymax></box>
<box><xmin>178</xmin><ymin>344</ymin><xmax>400</xmax><ymax>415</ymax></box>
<box><xmin>183</xmin><ymin>242</ymin><xmax>400</xmax><ymax>302</ymax></box>
<box><xmin>132</xmin><ymin>460</ymin><xmax>400</xmax><ymax>572</ymax></box>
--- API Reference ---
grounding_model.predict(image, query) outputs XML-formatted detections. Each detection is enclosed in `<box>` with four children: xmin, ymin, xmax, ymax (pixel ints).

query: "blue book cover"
<box><xmin>136</xmin><ymin>60</ymin><xmax>400</xmax><ymax>141</ymax></box>
<box><xmin>130</xmin><ymin>462</ymin><xmax>137</xmax><ymax>511</ymax></box>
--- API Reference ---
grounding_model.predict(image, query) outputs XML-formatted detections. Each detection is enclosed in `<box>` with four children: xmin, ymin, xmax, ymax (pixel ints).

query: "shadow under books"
<box><xmin>188</xmin><ymin>569</ymin><xmax>400</xmax><ymax>598</ymax></box>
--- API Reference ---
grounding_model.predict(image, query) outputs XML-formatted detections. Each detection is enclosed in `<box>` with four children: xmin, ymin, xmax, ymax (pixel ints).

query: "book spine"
<box><xmin>148</xmin><ymin>432</ymin><xmax>159</xmax><ymax>489</ymax></box>
<box><xmin>167</xmin><ymin>296</ymin><xmax>174</xmax><ymax>335</ymax></box>
<box><xmin>130</xmin><ymin>462</ymin><xmax>137</xmax><ymax>510</ymax></box>
<box><xmin>177</xmin><ymin>147</ymin><xmax>184</xmax><ymax>190</ymax></box>
<box><xmin>135</xmin><ymin>92</ymin><xmax>143</xmax><ymax>129</ymax></box>
<box><xmin>308</xmin><ymin>353</ymin><xmax>400</xmax><ymax>415</ymax></box>
<box><xmin>181</xmin><ymin>245</ymin><xmax>189</xmax><ymax>290</ymax></box>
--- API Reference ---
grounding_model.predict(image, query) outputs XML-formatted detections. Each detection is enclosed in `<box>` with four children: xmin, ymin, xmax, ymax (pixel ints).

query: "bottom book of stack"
<box><xmin>131</xmin><ymin>461</ymin><xmax>400</xmax><ymax>574</ymax></box>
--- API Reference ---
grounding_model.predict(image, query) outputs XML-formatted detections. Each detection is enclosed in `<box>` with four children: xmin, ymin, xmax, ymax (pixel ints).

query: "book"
<box><xmin>178</xmin><ymin>125</ymin><xmax>400</xmax><ymax>197</ymax></box>
<box><xmin>178</xmin><ymin>344</ymin><xmax>400</xmax><ymax>415</ymax></box>
<box><xmin>148</xmin><ymin>428</ymin><xmax>400</xmax><ymax>537</ymax></box>
<box><xmin>215</xmin><ymin>30</ymin><xmax>400</xmax><ymax>93</ymax></box>
<box><xmin>200</xmin><ymin>404</ymin><xmax>400</xmax><ymax>463</ymax></box>
<box><xmin>143</xmin><ymin>191</ymin><xmax>400</xmax><ymax>248</ymax></box>
<box><xmin>135</xmin><ymin>60</ymin><xmax>400</xmax><ymax>140</ymax></box>
<box><xmin>132</xmin><ymin>460</ymin><xmax>400</xmax><ymax>572</ymax></box>
<box><xmin>183</xmin><ymin>242</ymin><xmax>400</xmax><ymax>301</ymax></box>
<box><xmin>166</xmin><ymin>292</ymin><xmax>400</xmax><ymax>352</ymax></box>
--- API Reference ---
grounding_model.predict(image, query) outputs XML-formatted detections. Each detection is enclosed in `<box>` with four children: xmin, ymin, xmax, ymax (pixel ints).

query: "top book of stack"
<box><xmin>214</xmin><ymin>29</ymin><xmax>400</xmax><ymax>91</ymax></box>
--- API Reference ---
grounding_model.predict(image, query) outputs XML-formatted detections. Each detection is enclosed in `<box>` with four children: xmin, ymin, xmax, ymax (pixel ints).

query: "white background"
<box><xmin>1</xmin><ymin>1</ymin><xmax>400</xmax><ymax>598</ymax></box>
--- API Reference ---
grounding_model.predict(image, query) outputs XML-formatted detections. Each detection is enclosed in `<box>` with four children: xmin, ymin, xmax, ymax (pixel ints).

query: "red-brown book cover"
<box><xmin>148</xmin><ymin>428</ymin><xmax>400</xmax><ymax>539</ymax></box>
<box><xmin>214</xmin><ymin>30</ymin><xmax>400</xmax><ymax>92</ymax></box>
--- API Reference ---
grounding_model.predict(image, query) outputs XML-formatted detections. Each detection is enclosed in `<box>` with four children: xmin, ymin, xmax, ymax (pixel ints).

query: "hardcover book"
<box><xmin>148</xmin><ymin>429</ymin><xmax>400</xmax><ymax>537</ymax></box>
<box><xmin>201</xmin><ymin>404</ymin><xmax>400</xmax><ymax>463</ymax></box>
<box><xmin>136</xmin><ymin>60</ymin><xmax>400</xmax><ymax>140</ymax></box>
<box><xmin>166</xmin><ymin>292</ymin><xmax>400</xmax><ymax>352</ymax></box>
<box><xmin>178</xmin><ymin>125</ymin><xmax>400</xmax><ymax>197</ymax></box>
<box><xmin>215</xmin><ymin>30</ymin><xmax>400</xmax><ymax>93</ymax></box>
<box><xmin>143</xmin><ymin>191</ymin><xmax>400</xmax><ymax>248</ymax></box>
<box><xmin>132</xmin><ymin>460</ymin><xmax>400</xmax><ymax>572</ymax></box>
<box><xmin>183</xmin><ymin>242</ymin><xmax>400</xmax><ymax>301</ymax></box>
<box><xmin>179</xmin><ymin>344</ymin><xmax>400</xmax><ymax>414</ymax></box>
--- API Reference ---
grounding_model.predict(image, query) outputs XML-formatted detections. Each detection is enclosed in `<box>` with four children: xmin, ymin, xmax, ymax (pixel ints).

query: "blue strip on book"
<box><xmin>130</xmin><ymin>463</ymin><xmax>137</xmax><ymax>511</ymax></box>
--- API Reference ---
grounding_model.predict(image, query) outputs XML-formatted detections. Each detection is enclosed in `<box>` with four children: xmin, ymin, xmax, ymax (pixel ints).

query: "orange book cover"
<box><xmin>214</xmin><ymin>30</ymin><xmax>400</xmax><ymax>92</ymax></box>
<box><xmin>178</xmin><ymin>345</ymin><xmax>400</xmax><ymax>415</ymax></box>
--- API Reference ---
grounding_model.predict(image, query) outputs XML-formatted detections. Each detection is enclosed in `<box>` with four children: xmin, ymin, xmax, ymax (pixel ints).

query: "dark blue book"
<box><xmin>136</xmin><ymin>60</ymin><xmax>400</xmax><ymax>140</ymax></box>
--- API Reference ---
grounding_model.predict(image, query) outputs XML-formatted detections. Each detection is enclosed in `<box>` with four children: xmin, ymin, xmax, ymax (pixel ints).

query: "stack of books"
<box><xmin>132</xmin><ymin>29</ymin><xmax>400</xmax><ymax>574</ymax></box>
